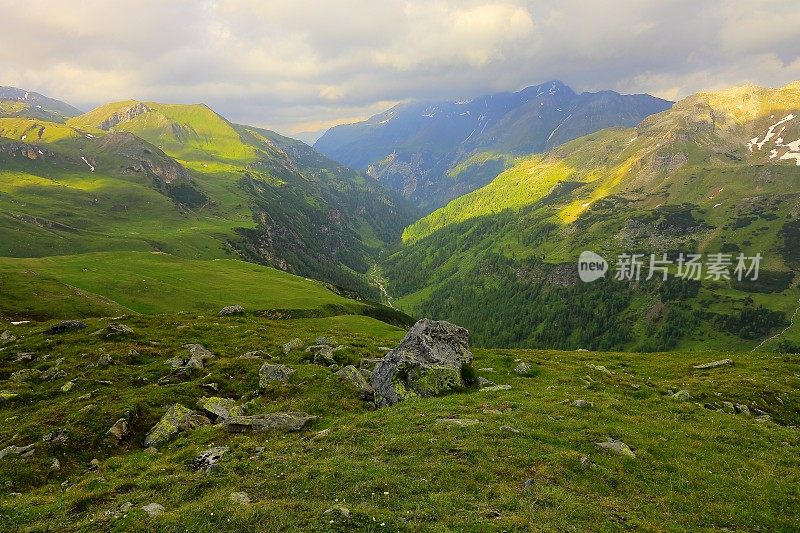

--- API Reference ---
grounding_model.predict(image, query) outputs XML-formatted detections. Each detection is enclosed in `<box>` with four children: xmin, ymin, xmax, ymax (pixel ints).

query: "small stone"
<box><xmin>306</xmin><ymin>344</ymin><xmax>335</xmax><ymax>366</ymax></box>
<box><xmin>586</xmin><ymin>363</ymin><xmax>611</xmax><ymax>374</ymax></box>
<box><xmin>315</xmin><ymin>336</ymin><xmax>332</xmax><ymax>346</ymax></box>
<box><xmin>735</xmin><ymin>404</ymin><xmax>751</xmax><ymax>416</ymax></box>
<box><xmin>672</xmin><ymin>389</ymin><xmax>691</xmax><ymax>401</ymax></box>
<box><xmin>97</xmin><ymin>353</ymin><xmax>113</xmax><ymax>367</ymax></box>
<box><xmin>0</xmin><ymin>443</ymin><xmax>35</xmax><ymax>460</ymax></box>
<box><xmin>10</xmin><ymin>368</ymin><xmax>41</xmax><ymax>382</ymax></box>
<box><xmin>596</xmin><ymin>437</ymin><xmax>636</xmax><ymax>458</ymax></box>
<box><xmin>311</xmin><ymin>429</ymin><xmax>330</xmax><ymax>441</ymax></box>
<box><xmin>196</xmin><ymin>397</ymin><xmax>246</xmax><ymax>420</ymax></box>
<box><xmin>106</xmin><ymin>418</ymin><xmax>129</xmax><ymax>442</ymax></box>
<box><xmin>0</xmin><ymin>331</ymin><xmax>17</xmax><ymax>344</ymax></box>
<box><xmin>513</xmin><ymin>362</ymin><xmax>531</xmax><ymax>375</ymax></box>
<box><xmin>480</xmin><ymin>384</ymin><xmax>511</xmax><ymax>392</ymax></box>
<box><xmin>60</xmin><ymin>381</ymin><xmax>75</xmax><ymax>392</ymax></box>
<box><xmin>435</xmin><ymin>418</ymin><xmax>480</xmax><ymax>427</ymax></box>
<box><xmin>144</xmin><ymin>404</ymin><xmax>210</xmax><ymax>447</ymax></box>
<box><xmin>324</xmin><ymin>505</ymin><xmax>350</xmax><ymax>518</ymax></box>
<box><xmin>141</xmin><ymin>503</ymin><xmax>165</xmax><ymax>517</ymax></box>
<box><xmin>282</xmin><ymin>338</ymin><xmax>303</xmax><ymax>354</ymax></box>
<box><xmin>572</xmin><ymin>399</ymin><xmax>594</xmax><ymax>408</ymax></box>
<box><xmin>190</xmin><ymin>446</ymin><xmax>229</xmax><ymax>472</ymax></box>
<box><xmin>500</xmin><ymin>425</ymin><xmax>521</xmax><ymax>434</ymax></box>
<box><xmin>692</xmin><ymin>359</ymin><xmax>733</xmax><ymax>370</ymax></box>
<box><xmin>523</xmin><ymin>478</ymin><xmax>534</xmax><ymax>490</ymax></box>
<box><xmin>90</xmin><ymin>458</ymin><xmax>101</xmax><ymax>469</ymax></box>
<box><xmin>50</xmin><ymin>457</ymin><xmax>61</xmax><ymax>471</ymax></box>
<box><xmin>99</xmin><ymin>323</ymin><xmax>134</xmax><ymax>339</ymax></box>
<box><xmin>219</xmin><ymin>305</ymin><xmax>245</xmax><ymax>316</ymax></box>
<box><xmin>241</xmin><ymin>350</ymin><xmax>269</xmax><ymax>359</ymax></box>
<box><xmin>335</xmin><ymin>365</ymin><xmax>373</xmax><ymax>398</ymax></box>
<box><xmin>229</xmin><ymin>492</ymin><xmax>251</xmax><ymax>504</ymax></box>
<box><xmin>259</xmin><ymin>363</ymin><xmax>295</xmax><ymax>387</ymax></box>
<box><xmin>478</xmin><ymin>376</ymin><xmax>496</xmax><ymax>388</ymax></box>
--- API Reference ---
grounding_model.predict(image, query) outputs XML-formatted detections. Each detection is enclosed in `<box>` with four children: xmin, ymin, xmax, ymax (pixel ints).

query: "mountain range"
<box><xmin>382</xmin><ymin>82</ymin><xmax>800</xmax><ymax>351</ymax></box>
<box><xmin>314</xmin><ymin>81</ymin><xmax>673</xmax><ymax>212</ymax></box>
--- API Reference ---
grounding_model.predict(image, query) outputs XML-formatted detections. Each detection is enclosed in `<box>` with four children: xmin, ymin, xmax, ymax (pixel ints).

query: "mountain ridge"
<box><xmin>315</xmin><ymin>80</ymin><xmax>672</xmax><ymax>211</ymax></box>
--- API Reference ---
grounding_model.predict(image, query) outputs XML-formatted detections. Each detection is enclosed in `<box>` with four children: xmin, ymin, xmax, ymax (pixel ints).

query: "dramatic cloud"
<box><xmin>1</xmin><ymin>0</ymin><xmax>799</xmax><ymax>140</ymax></box>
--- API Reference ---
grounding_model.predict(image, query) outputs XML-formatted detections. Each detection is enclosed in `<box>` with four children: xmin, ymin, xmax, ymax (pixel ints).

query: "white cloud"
<box><xmin>0</xmin><ymin>0</ymin><xmax>798</xmax><ymax>136</ymax></box>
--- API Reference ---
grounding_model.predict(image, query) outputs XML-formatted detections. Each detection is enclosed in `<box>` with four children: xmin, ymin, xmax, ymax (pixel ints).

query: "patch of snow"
<box><xmin>10</xmin><ymin>320</ymin><xmax>30</xmax><ymax>325</ymax></box>
<box><xmin>655</xmin><ymin>204</ymin><xmax>662</xmax><ymax>208</ymax></box>
<box><xmin>23</xmin><ymin>92</ymin><xmax>29</xmax><ymax>100</ymax></box>
<box><xmin>581</xmin><ymin>202</ymin><xmax>591</xmax><ymax>207</ymax></box>
<box><xmin>81</xmin><ymin>156</ymin><xmax>95</xmax><ymax>172</ymax></box>
<box><xmin>37</xmin><ymin>150</ymin><xmax>43</xmax><ymax>155</ymax></box>
<box><xmin>779</xmin><ymin>152</ymin><xmax>800</xmax><ymax>166</ymax></box>
<box><xmin>459</xmin><ymin>111</ymin><xmax>470</xmax><ymax>116</ymax></box>
<box><xmin>769</xmin><ymin>149</ymin><xmax>779</xmax><ymax>159</ymax></box>
<box><xmin>20</xmin><ymin>134</ymin><xmax>26</xmax><ymax>141</ymax></box>
<box><xmin>713</xmin><ymin>203</ymin><xmax>722</xmax><ymax>208</ymax></box>
<box><xmin>754</xmin><ymin>114</ymin><xmax>795</xmax><ymax>150</ymax></box>
<box><xmin>85</xmin><ymin>133</ymin><xmax>94</xmax><ymax>139</ymax></box>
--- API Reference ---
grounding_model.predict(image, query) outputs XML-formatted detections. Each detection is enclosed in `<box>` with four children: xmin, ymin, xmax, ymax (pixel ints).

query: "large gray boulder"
<box><xmin>370</xmin><ymin>319</ymin><xmax>473</xmax><ymax>407</ymax></box>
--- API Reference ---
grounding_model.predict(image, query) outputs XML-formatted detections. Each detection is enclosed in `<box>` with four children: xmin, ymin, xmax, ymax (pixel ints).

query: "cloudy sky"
<box><xmin>2</xmin><ymin>0</ymin><xmax>800</xmax><ymax>140</ymax></box>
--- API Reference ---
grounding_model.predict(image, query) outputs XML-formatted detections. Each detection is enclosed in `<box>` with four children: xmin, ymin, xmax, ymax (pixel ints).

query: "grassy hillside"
<box><xmin>0</xmin><ymin>252</ymin><xmax>391</xmax><ymax>320</ymax></box>
<box><xmin>384</xmin><ymin>82</ymin><xmax>800</xmax><ymax>351</ymax></box>
<box><xmin>0</xmin><ymin>314</ymin><xmax>798</xmax><ymax>530</ymax></box>
<box><xmin>0</xmin><ymin>98</ymin><xmax>413</xmax><ymax>298</ymax></box>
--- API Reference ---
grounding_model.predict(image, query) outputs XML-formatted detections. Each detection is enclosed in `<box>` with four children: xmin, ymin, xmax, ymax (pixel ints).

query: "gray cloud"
<box><xmin>1</xmin><ymin>0</ymin><xmax>799</xmax><ymax>138</ymax></box>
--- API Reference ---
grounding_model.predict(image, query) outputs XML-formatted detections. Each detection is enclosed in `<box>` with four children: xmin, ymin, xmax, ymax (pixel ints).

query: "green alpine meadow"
<box><xmin>1</xmin><ymin>2</ymin><xmax>799</xmax><ymax>531</ymax></box>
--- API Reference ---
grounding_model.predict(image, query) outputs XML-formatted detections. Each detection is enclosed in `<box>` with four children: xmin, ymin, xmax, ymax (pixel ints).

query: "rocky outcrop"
<box><xmin>222</xmin><ymin>412</ymin><xmax>316</xmax><ymax>433</ymax></box>
<box><xmin>43</xmin><ymin>320</ymin><xmax>86</xmax><ymax>335</ymax></box>
<box><xmin>692</xmin><ymin>359</ymin><xmax>733</xmax><ymax>370</ymax></box>
<box><xmin>99</xmin><ymin>102</ymin><xmax>151</xmax><ymax>130</ymax></box>
<box><xmin>370</xmin><ymin>319</ymin><xmax>474</xmax><ymax>407</ymax></box>
<box><xmin>144</xmin><ymin>404</ymin><xmax>210</xmax><ymax>447</ymax></box>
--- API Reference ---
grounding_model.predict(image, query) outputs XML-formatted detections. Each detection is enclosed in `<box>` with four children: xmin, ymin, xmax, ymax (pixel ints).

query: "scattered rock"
<box><xmin>282</xmin><ymin>338</ymin><xmax>303</xmax><ymax>354</ymax></box>
<box><xmin>168</xmin><ymin>344</ymin><xmax>214</xmax><ymax>371</ymax></box>
<box><xmin>98</xmin><ymin>323</ymin><xmax>134</xmax><ymax>339</ymax></box>
<box><xmin>219</xmin><ymin>305</ymin><xmax>245</xmax><ymax>316</ymax></box>
<box><xmin>15</xmin><ymin>352</ymin><xmax>35</xmax><ymax>362</ymax></box>
<box><xmin>10</xmin><ymin>368</ymin><xmax>41</xmax><ymax>382</ymax></box>
<box><xmin>335</xmin><ymin>365</ymin><xmax>373</xmax><ymax>399</ymax></box>
<box><xmin>90</xmin><ymin>458</ymin><xmax>101</xmax><ymax>470</ymax></box>
<box><xmin>60</xmin><ymin>381</ymin><xmax>75</xmax><ymax>392</ymax></box>
<box><xmin>324</xmin><ymin>506</ymin><xmax>350</xmax><ymax>518</ymax></box>
<box><xmin>229</xmin><ymin>492</ymin><xmax>251</xmax><ymax>505</ymax></box>
<box><xmin>435</xmin><ymin>418</ymin><xmax>480</xmax><ymax>427</ymax></box>
<box><xmin>478</xmin><ymin>376</ymin><xmax>496</xmax><ymax>388</ymax></box>
<box><xmin>371</xmin><ymin>319</ymin><xmax>474</xmax><ymax>407</ymax></box>
<box><xmin>241</xmin><ymin>350</ymin><xmax>269</xmax><ymax>359</ymax></box>
<box><xmin>572</xmin><ymin>399</ymin><xmax>594</xmax><ymax>408</ymax></box>
<box><xmin>306</xmin><ymin>344</ymin><xmax>335</xmax><ymax>366</ymax></box>
<box><xmin>106</xmin><ymin>418</ymin><xmax>129</xmax><ymax>442</ymax></box>
<box><xmin>97</xmin><ymin>353</ymin><xmax>113</xmax><ymax>367</ymax></box>
<box><xmin>523</xmin><ymin>478</ymin><xmax>535</xmax><ymax>490</ymax></box>
<box><xmin>44</xmin><ymin>320</ymin><xmax>87</xmax><ymax>335</ymax></box>
<box><xmin>259</xmin><ymin>363</ymin><xmax>295</xmax><ymax>386</ymax></box>
<box><xmin>311</xmin><ymin>429</ymin><xmax>330</xmax><ymax>441</ymax></box>
<box><xmin>500</xmin><ymin>425</ymin><xmax>521</xmax><ymax>434</ymax></box>
<box><xmin>579</xmin><ymin>455</ymin><xmax>596</xmax><ymax>469</ymax></box>
<box><xmin>672</xmin><ymin>389</ymin><xmax>691</xmax><ymax>401</ymax></box>
<box><xmin>42</xmin><ymin>428</ymin><xmax>69</xmax><ymax>446</ymax></box>
<box><xmin>144</xmin><ymin>404</ymin><xmax>210</xmax><ymax>447</ymax></box>
<box><xmin>480</xmin><ymin>385</ymin><xmax>511</xmax><ymax>392</ymax></box>
<box><xmin>190</xmin><ymin>446</ymin><xmax>229</xmax><ymax>472</ymax></box>
<box><xmin>196</xmin><ymin>397</ymin><xmax>246</xmax><ymax>420</ymax></box>
<box><xmin>513</xmin><ymin>362</ymin><xmax>531</xmax><ymax>375</ymax></box>
<box><xmin>0</xmin><ymin>331</ymin><xmax>17</xmax><ymax>344</ymax></box>
<box><xmin>315</xmin><ymin>336</ymin><xmax>332</xmax><ymax>346</ymax></box>
<box><xmin>50</xmin><ymin>457</ymin><xmax>61</xmax><ymax>471</ymax></box>
<box><xmin>586</xmin><ymin>363</ymin><xmax>611</xmax><ymax>374</ymax></box>
<box><xmin>223</xmin><ymin>412</ymin><xmax>317</xmax><ymax>433</ymax></box>
<box><xmin>693</xmin><ymin>359</ymin><xmax>733</xmax><ymax>370</ymax></box>
<box><xmin>734</xmin><ymin>404</ymin><xmax>751</xmax><ymax>416</ymax></box>
<box><xmin>200</xmin><ymin>382</ymin><xmax>218</xmax><ymax>392</ymax></box>
<box><xmin>141</xmin><ymin>503</ymin><xmax>165</xmax><ymax>517</ymax></box>
<box><xmin>478</xmin><ymin>367</ymin><xmax>495</xmax><ymax>372</ymax></box>
<box><xmin>0</xmin><ymin>443</ymin><xmax>35</xmax><ymax>460</ymax></box>
<box><xmin>596</xmin><ymin>437</ymin><xmax>636</xmax><ymax>458</ymax></box>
